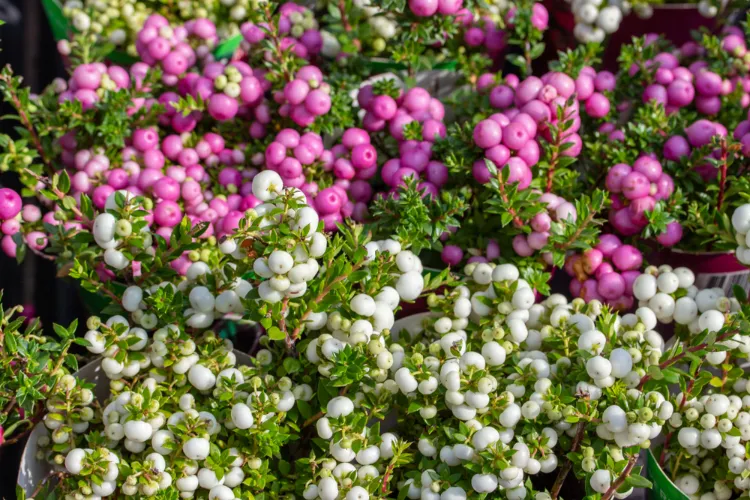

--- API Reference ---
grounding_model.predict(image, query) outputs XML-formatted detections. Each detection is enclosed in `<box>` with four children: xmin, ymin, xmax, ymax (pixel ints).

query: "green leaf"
<box><xmin>624</xmin><ymin>474</ymin><xmax>653</xmax><ymax>489</ymax></box>
<box><xmin>267</xmin><ymin>327</ymin><xmax>285</xmax><ymax>341</ymax></box>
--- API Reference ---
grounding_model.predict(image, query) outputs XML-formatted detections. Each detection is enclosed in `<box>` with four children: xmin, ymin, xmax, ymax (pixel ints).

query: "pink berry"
<box><xmin>585</xmin><ymin>93</ymin><xmax>610</xmax><ymax>118</ymax></box>
<box><xmin>597</xmin><ymin>272</ymin><xmax>626</xmax><ymax>300</ymax></box>
<box><xmin>656</xmin><ymin>221</ymin><xmax>683</xmax><ymax>247</ymax></box>
<box><xmin>611</xmin><ymin>245</ymin><xmax>642</xmax><ymax>272</ymax></box>
<box><xmin>620</xmin><ymin>172</ymin><xmax>651</xmax><ymax>200</ymax></box>
<box><xmin>501</xmin><ymin>122</ymin><xmax>529</xmax><ymax>150</ymax></box>
<box><xmin>0</xmin><ymin>189</ymin><xmax>22</xmax><ymax>220</ymax></box>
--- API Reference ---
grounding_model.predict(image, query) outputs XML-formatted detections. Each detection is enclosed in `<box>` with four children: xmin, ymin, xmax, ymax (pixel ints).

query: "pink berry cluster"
<box><xmin>408</xmin><ymin>0</ymin><xmax>465</xmax><ymax>17</ymax></box>
<box><xmin>663</xmin><ymin>118</ymin><xmax>729</xmax><ymax>181</ymax></box>
<box><xmin>566</xmin><ymin>234</ymin><xmax>644</xmax><ymax>310</ymax></box>
<box><xmin>380</xmin><ymin>139</ymin><xmax>449</xmax><ymax>200</ymax></box>
<box><xmin>352</xmin><ymin>85</ymin><xmax>450</xmax><ymax>203</ymax></box>
<box><xmin>326</xmin><ymin>128</ymin><xmax>380</xmax><ymax>223</ymax></box>
<box><xmin>0</xmin><ymin>188</ymin><xmax>58</xmax><ymax>258</ymax></box>
<box><xmin>459</xmin><ymin>13</ymin><xmax>507</xmax><ymax>59</ymax></box>
<box><xmin>634</xmin><ymin>29</ymin><xmax>750</xmax><ymax>116</ymax></box>
<box><xmin>274</xmin><ymin>66</ymin><xmax>333</xmax><ymax>128</ymax></box>
<box><xmin>358</xmin><ymin>85</ymin><xmax>446</xmax><ymax>142</ymax></box>
<box><xmin>241</xmin><ymin>3</ymin><xmax>322</xmax><ymax>61</ymax></box>
<box><xmin>605</xmin><ymin>156</ymin><xmax>682</xmax><ymax>246</ymax></box>
<box><xmin>441</xmin><ymin>239</ymin><xmax>501</xmax><ymax>266</ymax></box>
<box><xmin>58</xmin><ymin>63</ymin><xmax>131</xmax><ymax>111</ymax></box>
<box><xmin>474</xmin><ymin>71</ymin><xmax>586</xmax><ymax>185</ymax></box>
<box><xmin>575</xmin><ymin>68</ymin><xmax>615</xmax><ymax>119</ymax></box>
<box><xmin>135</xmin><ymin>15</ymin><xmax>218</xmax><ymax>86</ymax></box>
<box><xmin>184</xmin><ymin>60</ymin><xmax>266</xmax><ymax>122</ymax></box>
<box><xmin>512</xmin><ymin>193</ymin><xmax>577</xmax><ymax>260</ymax></box>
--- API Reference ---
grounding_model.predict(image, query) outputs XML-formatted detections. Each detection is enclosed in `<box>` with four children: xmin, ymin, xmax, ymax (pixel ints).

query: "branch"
<box><xmin>0</xmin><ymin>69</ymin><xmax>55</xmax><ymax>176</ymax></box>
<box><xmin>638</xmin><ymin>328</ymin><xmax>735</xmax><ymax>389</ymax></box>
<box><xmin>286</xmin><ymin>261</ymin><xmax>365</xmax><ymax>347</ymax></box>
<box><xmin>551</xmin><ymin>420</ymin><xmax>587</xmax><ymax>499</ymax></box>
<box><xmin>23</xmin><ymin>168</ymin><xmax>87</xmax><ymax>224</ymax></box>
<box><xmin>717</xmin><ymin>139</ymin><xmax>728</xmax><ymax>212</ymax></box>
<box><xmin>494</xmin><ymin>172</ymin><xmax>524</xmax><ymax>229</ymax></box>
<box><xmin>30</xmin><ymin>471</ymin><xmax>67</xmax><ymax>498</ymax></box>
<box><xmin>554</xmin><ymin>209</ymin><xmax>597</xmax><ymax>253</ymax></box>
<box><xmin>601</xmin><ymin>454</ymin><xmax>639</xmax><ymax>500</ymax></box>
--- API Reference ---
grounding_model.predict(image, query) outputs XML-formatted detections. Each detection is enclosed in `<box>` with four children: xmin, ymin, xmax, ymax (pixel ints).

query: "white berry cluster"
<box><xmin>731</xmin><ymin>204</ymin><xmax>750</xmax><ymax>266</ymax></box>
<box><xmin>92</xmin><ymin>190</ymin><xmax>153</xmax><ymax>271</ymax></box>
<box><xmin>54</xmin><ymin>329</ymin><xmax>307</xmax><ymax>499</ymax></box>
<box><xmin>113</xmin><ymin>171</ymin><xmax>321</xmax><ymax>331</ymax></box>
<box><xmin>37</xmin><ymin>374</ymin><xmax>96</xmax><ymax>459</ymax></box>
<box><xmin>294</xmin><ymin>261</ymin><xmax>673</xmax><ymax>500</ymax></box>
<box><xmin>242</xmin><ymin>171</ymin><xmax>328</xmax><ymax>304</ymax></box>
<box><xmin>697</xmin><ymin>0</ymin><xmax>720</xmax><ymax>17</ymax></box>
<box><xmin>633</xmin><ymin>265</ymin><xmax>739</xmax><ymax>335</ymax></box>
<box><xmin>567</xmin><ymin>0</ymin><xmax>652</xmax><ymax>43</ymax></box>
<box><xmin>664</xmin><ymin>377</ymin><xmax>750</xmax><ymax>499</ymax></box>
<box><xmin>62</xmin><ymin>0</ymin><xmax>148</xmax><ymax>48</ymax></box>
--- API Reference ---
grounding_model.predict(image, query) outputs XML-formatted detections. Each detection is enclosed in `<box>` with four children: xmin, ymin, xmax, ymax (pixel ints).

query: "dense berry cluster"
<box><xmin>606</xmin><ymin>157</ymin><xmax>681</xmax><ymax>246</ymax></box>
<box><xmin>566</xmin><ymin>234</ymin><xmax>643</xmax><ymax>310</ymax></box>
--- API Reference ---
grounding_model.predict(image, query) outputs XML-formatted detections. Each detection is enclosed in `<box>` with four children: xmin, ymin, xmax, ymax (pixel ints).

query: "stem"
<box><xmin>0</xmin><ymin>69</ymin><xmax>54</xmax><ymax>176</ymax></box>
<box><xmin>302</xmin><ymin>411</ymin><xmax>324</xmax><ymax>428</ymax></box>
<box><xmin>671</xmin><ymin>450</ymin><xmax>683</xmax><ymax>482</ymax></box>
<box><xmin>494</xmin><ymin>172</ymin><xmax>524</xmax><ymax>229</ymax></box>
<box><xmin>23</xmin><ymin>169</ymin><xmax>87</xmax><ymax>224</ymax></box>
<box><xmin>30</xmin><ymin>471</ymin><xmax>66</xmax><ymax>498</ymax></box>
<box><xmin>286</xmin><ymin>261</ymin><xmax>365</xmax><ymax>348</ymax></box>
<box><xmin>523</xmin><ymin>41</ymin><xmax>533</xmax><ymax>77</ymax></box>
<box><xmin>1</xmin><ymin>421</ymin><xmax>36</xmax><ymax>446</ymax></box>
<box><xmin>638</xmin><ymin>328</ymin><xmax>734</xmax><ymax>389</ymax></box>
<box><xmin>381</xmin><ymin>463</ymin><xmax>395</xmax><ymax>493</ymax></box>
<box><xmin>717</xmin><ymin>139</ymin><xmax>728</xmax><ymax>211</ymax></box>
<box><xmin>338</xmin><ymin>0</ymin><xmax>352</xmax><ymax>32</ymax></box>
<box><xmin>659</xmin><ymin>377</ymin><xmax>694</xmax><ymax>466</ymax></box>
<box><xmin>601</xmin><ymin>454</ymin><xmax>639</xmax><ymax>500</ymax></box>
<box><xmin>554</xmin><ymin>209</ymin><xmax>596</xmax><ymax>253</ymax></box>
<box><xmin>551</xmin><ymin>420</ymin><xmax>587</xmax><ymax>499</ymax></box>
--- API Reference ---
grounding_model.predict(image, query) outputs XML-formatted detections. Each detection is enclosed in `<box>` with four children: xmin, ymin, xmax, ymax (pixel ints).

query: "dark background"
<box><xmin>0</xmin><ymin>0</ymin><xmax>88</xmax><ymax>331</ymax></box>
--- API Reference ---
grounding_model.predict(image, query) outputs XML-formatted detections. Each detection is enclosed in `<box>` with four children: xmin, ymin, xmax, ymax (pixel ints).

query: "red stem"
<box><xmin>717</xmin><ymin>139</ymin><xmax>728</xmax><ymax>211</ymax></box>
<box><xmin>601</xmin><ymin>454</ymin><xmax>639</xmax><ymax>500</ymax></box>
<box><xmin>639</xmin><ymin>328</ymin><xmax>734</xmax><ymax>389</ymax></box>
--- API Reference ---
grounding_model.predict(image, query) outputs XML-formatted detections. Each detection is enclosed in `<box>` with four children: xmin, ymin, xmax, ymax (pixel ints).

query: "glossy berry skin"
<box><xmin>0</xmin><ymin>189</ymin><xmax>22</xmax><ymax>220</ymax></box>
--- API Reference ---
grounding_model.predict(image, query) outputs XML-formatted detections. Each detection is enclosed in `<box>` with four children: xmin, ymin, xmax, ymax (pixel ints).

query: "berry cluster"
<box><xmin>632</xmin><ymin>265</ymin><xmax>737</xmax><ymax>331</ymax></box>
<box><xmin>631</xmin><ymin>31</ymin><xmax>750</xmax><ymax>117</ymax></box>
<box><xmin>567</xmin><ymin>1</ymin><xmax>632</xmax><ymax>44</ymax></box>
<box><xmin>512</xmin><ymin>193</ymin><xmax>577</xmax><ymax>259</ymax></box>
<box><xmin>566</xmin><ymin>234</ymin><xmax>643</xmax><ymax>310</ymax></box>
<box><xmin>135</xmin><ymin>15</ymin><xmax>216</xmax><ymax>85</ymax></box>
<box><xmin>606</xmin><ymin>156</ymin><xmax>682</xmax><ymax>245</ymax></box>
<box><xmin>478</xmin><ymin>71</ymin><xmax>585</xmax><ymax>184</ymax></box>
<box><xmin>241</xmin><ymin>3</ymin><xmax>323</xmax><ymax>61</ymax></box>
<box><xmin>275</xmin><ymin>66</ymin><xmax>333</xmax><ymax>127</ymax></box>
<box><xmin>358</xmin><ymin>85</ymin><xmax>446</xmax><ymax>143</ymax></box>
<box><xmin>731</xmin><ymin>204</ymin><xmax>750</xmax><ymax>265</ymax></box>
<box><xmin>57</xmin><ymin>62</ymin><xmax>131</xmax><ymax>111</ymax></box>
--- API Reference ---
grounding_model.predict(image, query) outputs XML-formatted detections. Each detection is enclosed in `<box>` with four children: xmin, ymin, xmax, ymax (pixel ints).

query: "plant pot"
<box><xmin>17</xmin><ymin>350</ymin><xmax>253</xmax><ymax>496</ymax></box>
<box><xmin>649</xmin><ymin>249</ymin><xmax>750</xmax><ymax>296</ymax></box>
<box><xmin>390</xmin><ymin>311</ymin><xmax>433</xmax><ymax>342</ymax></box>
<box><xmin>645</xmin><ymin>449</ymin><xmax>690</xmax><ymax>500</ymax></box>
<box><xmin>603</xmin><ymin>4</ymin><xmax>715</xmax><ymax>70</ymax></box>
